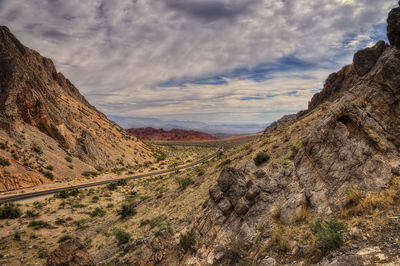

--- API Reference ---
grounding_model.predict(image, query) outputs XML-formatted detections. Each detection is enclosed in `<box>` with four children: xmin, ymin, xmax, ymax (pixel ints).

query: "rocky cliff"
<box><xmin>0</xmin><ymin>26</ymin><xmax>154</xmax><ymax>191</ymax></box>
<box><xmin>181</xmin><ymin>6</ymin><xmax>400</xmax><ymax>265</ymax></box>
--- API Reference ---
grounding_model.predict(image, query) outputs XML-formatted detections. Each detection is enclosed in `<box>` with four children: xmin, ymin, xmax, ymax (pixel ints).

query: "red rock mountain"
<box><xmin>0</xmin><ymin>26</ymin><xmax>154</xmax><ymax>191</ymax></box>
<box><xmin>126</xmin><ymin>127</ymin><xmax>217</xmax><ymax>141</ymax></box>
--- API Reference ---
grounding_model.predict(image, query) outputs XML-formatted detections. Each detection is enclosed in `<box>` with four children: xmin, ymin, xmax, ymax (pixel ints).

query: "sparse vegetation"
<box><xmin>111</xmin><ymin>228</ymin><xmax>131</xmax><ymax>245</ymax></box>
<box><xmin>29</xmin><ymin>220</ymin><xmax>50</xmax><ymax>229</ymax></box>
<box><xmin>254</xmin><ymin>151</ymin><xmax>270</xmax><ymax>166</ymax></box>
<box><xmin>310</xmin><ymin>218</ymin><xmax>347</xmax><ymax>251</ymax></box>
<box><xmin>65</xmin><ymin>156</ymin><xmax>72</xmax><ymax>163</ymax></box>
<box><xmin>0</xmin><ymin>157</ymin><xmax>10</xmax><ymax>167</ymax></box>
<box><xmin>90</xmin><ymin>207</ymin><xmax>106</xmax><ymax>217</ymax></box>
<box><xmin>117</xmin><ymin>200</ymin><xmax>137</xmax><ymax>218</ymax></box>
<box><xmin>179</xmin><ymin>230</ymin><xmax>195</xmax><ymax>251</ymax></box>
<box><xmin>0</xmin><ymin>203</ymin><xmax>22</xmax><ymax>219</ymax></box>
<box><xmin>176</xmin><ymin>176</ymin><xmax>195</xmax><ymax>190</ymax></box>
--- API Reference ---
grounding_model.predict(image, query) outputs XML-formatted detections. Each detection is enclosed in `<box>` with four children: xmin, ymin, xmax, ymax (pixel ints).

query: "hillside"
<box><xmin>0</xmin><ymin>26</ymin><xmax>155</xmax><ymax>191</ymax></box>
<box><xmin>126</xmin><ymin>127</ymin><xmax>217</xmax><ymax>141</ymax></box>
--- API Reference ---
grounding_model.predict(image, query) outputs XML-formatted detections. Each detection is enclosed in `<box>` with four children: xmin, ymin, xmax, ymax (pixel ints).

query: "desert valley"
<box><xmin>0</xmin><ymin>1</ymin><xmax>400</xmax><ymax>266</ymax></box>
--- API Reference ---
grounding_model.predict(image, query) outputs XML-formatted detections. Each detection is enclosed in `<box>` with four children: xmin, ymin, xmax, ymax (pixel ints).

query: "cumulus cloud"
<box><xmin>0</xmin><ymin>0</ymin><xmax>396</xmax><ymax>131</ymax></box>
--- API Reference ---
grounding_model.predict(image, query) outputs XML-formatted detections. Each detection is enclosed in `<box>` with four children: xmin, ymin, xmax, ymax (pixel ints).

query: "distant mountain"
<box><xmin>126</xmin><ymin>127</ymin><xmax>217</xmax><ymax>141</ymax></box>
<box><xmin>0</xmin><ymin>26</ymin><xmax>154</xmax><ymax>191</ymax></box>
<box><xmin>109</xmin><ymin>115</ymin><xmax>266</xmax><ymax>135</ymax></box>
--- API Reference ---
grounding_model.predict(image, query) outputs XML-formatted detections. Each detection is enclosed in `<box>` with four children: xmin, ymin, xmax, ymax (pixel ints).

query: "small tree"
<box><xmin>254</xmin><ymin>152</ymin><xmax>270</xmax><ymax>166</ymax></box>
<box><xmin>0</xmin><ymin>203</ymin><xmax>22</xmax><ymax>219</ymax></box>
<box><xmin>310</xmin><ymin>218</ymin><xmax>347</xmax><ymax>251</ymax></box>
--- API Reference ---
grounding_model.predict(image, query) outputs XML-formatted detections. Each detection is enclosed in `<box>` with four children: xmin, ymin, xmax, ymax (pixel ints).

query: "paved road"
<box><xmin>0</xmin><ymin>150</ymin><xmax>220</xmax><ymax>202</ymax></box>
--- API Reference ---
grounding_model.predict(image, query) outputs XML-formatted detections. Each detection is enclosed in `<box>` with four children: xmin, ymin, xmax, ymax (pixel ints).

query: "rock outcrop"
<box><xmin>308</xmin><ymin>65</ymin><xmax>357</xmax><ymax>110</ymax></box>
<box><xmin>47</xmin><ymin>238</ymin><xmax>94</xmax><ymax>266</ymax></box>
<box><xmin>0</xmin><ymin>26</ymin><xmax>153</xmax><ymax>191</ymax></box>
<box><xmin>388</xmin><ymin>6</ymin><xmax>400</xmax><ymax>49</ymax></box>
<box><xmin>186</xmin><ymin>6</ymin><xmax>400</xmax><ymax>265</ymax></box>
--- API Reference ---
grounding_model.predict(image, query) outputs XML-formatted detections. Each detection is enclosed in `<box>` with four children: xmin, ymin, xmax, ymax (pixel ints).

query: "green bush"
<box><xmin>176</xmin><ymin>177</ymin><xmax>195</xmax><ymax>190</ymax></box>
<box><xmin>179</xmin><ymin>230</ymin><xmax>195</xmax><ymax>251</ymax></box>
<box><xmin>55</xmin><ymin>218</ymin><xmax>66</xmax><ymax>225</ymax></box>
<box><xmin>32</xmin><ymin>144</ymin><xmax>43</xmax><ymax>154</ymax></box>
<box><xmin>0</xmin><ymin>157</ymin><xmax>10</xmax><ymax>167</ymax></box>
<box><xmin>29</xmin><ymin>220</ymin><xmax>50</xmax><ymax>229</ymax></box>
<box><xmin>54</xmin><ymin>189</ymin><xmax>79</xmax><ymax>199</ymax></box>
<box><xmin>117</xmin><ymin>201</ymin><xmax>137</xmax><ymax>218</ymax></box>
<box><xmin>25</xmin><ymin>210</ymin><xmax>40</xmax><ymax>218</ymax></box>
<box><xmin>0</xmin><ymin>203</ymin><xmax>22</xmax><ymax>219</ymax></box>
<box><xmin>111</xmin><ymin>228</ymin><xmax>131</xmax><ymax>245</ymax></box>
<box><xmin>43</xmin><ymin>171</ymin><xmax>54</xmax><ymax>180</ymax></box>
<box><xmin>254</xmin><ymin>152</ymin><xmax>270</xmax><ymax>166</ymax></box>
<box><xmin>90</xmin><ymin>207</ymin><xmax>106</xmax><ymax>217</ymax></box>
<box><xmin>82</xmin><ymin>171</ymin><xmax>99</xmax><ymax>178</ymax></box>
<box><xmin>310</xmin><ymin>218</ymin><xmax>347</xmax><ymax>251</ymax></box>
<box><xmin>107</xmin><ymin>182</ymin><xmax>118</xmax><ymax>191</ymax></box>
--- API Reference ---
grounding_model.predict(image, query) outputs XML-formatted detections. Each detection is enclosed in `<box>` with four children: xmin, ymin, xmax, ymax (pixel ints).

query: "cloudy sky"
<box><xmin>0</xmin><ymin>0</ymin><xmax>396</xmax><ymax>132</ymax></box>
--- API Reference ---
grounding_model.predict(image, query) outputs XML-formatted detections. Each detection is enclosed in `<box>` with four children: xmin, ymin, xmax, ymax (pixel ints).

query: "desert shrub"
<box><xmin>65</xmin><ymin>156</ymin><xmax>72</xmax><ymax>163</ymax></box>
<box><xmin>43</xmin><ymin>171</ymin><xmax>54</xmax><ymax>180</ymax></box>
<box><xmin>54</xmin><ymin>189</ymin><xmax>79</xmax><ymax>199</ymax></box>
<box><xmin>0</xmin><ymin>157</ymin><xmax>10</xmax><ymax>167</ymax></box>
<box><xmin>46</xmin><ymin>165</ymin><xmax>54</xmax><ymax>171</ymax></box>
<box><xmin>55</xmin><ymin>218</ymin><xmax>66</xmax><ymax>225</ymax></box>
<box><xmin>13</xmin><ymin>231</ymin><xmax>21</xmax><ymax>241</ymax></box>
<box><xmin>73</xmin><ymin>219</ymin><xmax>87</xmax><ymax>228</ymax></box>
<box><xmin>116</xmin><ymin>179</ymin><xmax>128</xmax><ymax>186</ymax></box>
<box><xmin>179</xmin><ymin>230</ymin><xmax>195</xmax><ymax>251</ymax></box>
<box><xmin>58</xmin><ymin>235</ymin><xmax>73</xmax><ymax>243</ymax></box>
<box><xmin>310</xmin><ymin>218</ymin><xmax>347</xmax><ymax>251</ymax></box>
<box><xmin>29</xmin><ymin>220</ymin><xmax>50</xmax><ymax>229</ymax></box>
<box><xmin>156</xmin><ymin>151</ymin><xmax>167</xmax><ymax>162</ymax></box>
<box><xmin>32</xmin><ymin>144</ymin><xmax>43</xmax><ymax>154</ymax></box>
<box><xmin>25</xmin><ymin>210</ymin><xmax>40</xmax><ymax>218</ymax></box>
<box><xmin>106</xmin><ymin>182</ymin><xmax>118</xmax><ymax>191</ymax></box>
<box><xmin>91</xmin><ymin>196</ymin><xmax>99</xmax><ymax>203</ymax></box>
<box><xmin>0</xmin><ymin>203</ymin><xmax>22</xmax><ymax>219</ymax></box>
<box><xmin>82</xmin><ymin>171</ymin><xmax>98</xmax><ymax>178</ymax></box>
<box><xmin>90</xmin><ymin>207</ymin><xmax>106</xmax><ymax>217</ymax></box>
<box><xmin>268</xmin><ymin>228</ymin><xmax>289</xmax><ymax>252</ymax></box>
<box><xmin>344</xmin><ymin>186</ymin><xmax>363</xmax><ymax>207</ymax></box>
<box><xmin>254</xmin><ymin>152</ymin><xmax>270</xmax><ymax>166</ymax></box>
<box><xmin>117</xmin><ymin>201</ymin><xmax>137</xmax><ymax>218</ymax></box>
<box><xmin>111</xmin><ymin>228</ymin><xmax>131</xmax><ymax>245</ymax></box>
<box><xmin>37</xmin><ymin>249</ymin><xmax>48</xmax><ymax>258</ymax></box>
<box><xmin>176</xmin><ymin>177</ymin><xmax>195</xmax><ymax>190</ymax></box>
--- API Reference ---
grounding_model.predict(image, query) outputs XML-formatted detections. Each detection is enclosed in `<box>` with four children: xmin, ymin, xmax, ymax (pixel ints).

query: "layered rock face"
<box><xmin>0</xmin><ymin>26</ymin><xmax>153</xmax><ymax>191</ymax></box>
<box><xmin>47</xmin><ymin>238</ymin><xmax>94</xmax><ymax>266</ymax></box>
<box><xmin>186</xmin><ymin>7</ymin><xmax>400</xmax><ymax>265</ymax></box>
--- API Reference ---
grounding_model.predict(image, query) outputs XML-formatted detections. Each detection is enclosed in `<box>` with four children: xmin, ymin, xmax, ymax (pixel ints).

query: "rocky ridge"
<box><xmin>126</xmin><ymin>127</ymin><xmax>217</xmax><ymax>141</ymax></box>
<box><xmin>0</xmin><ymin>26</ymin><xmax>154</xmax><ymax>191</ymax></box>
<box><xmin>181</xmin><ymin>6</ymin><xmax>400</xmax><ymax>265</ymax></box>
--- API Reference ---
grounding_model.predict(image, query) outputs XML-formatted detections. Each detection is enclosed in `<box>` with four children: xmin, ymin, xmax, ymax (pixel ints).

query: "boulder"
<box><xmin>388</xmin><ymin>7</ymin><xmax>400</xmax><ymax>49</ymax></box>
<box><xmin>245</xmin><ymin>184</ymin><xmax>260</xmax><ymax>201</ymax></box>
<box><xmin>353</xmin><ymin>41</ymin><xmax>388</xmax><ymax>76</ymax></box>
<box><xmin>217</xmin><ymin>198</ymin><xmax>232</xmax><ymax>216</ymax></box>
<box><xmin>235</xmin><ymin>197</ymin><xmax>250</xmax><ymax>216</ymax></box>
<box><xmin>217</xmin><ymin>167</ymin><xmax>236</xmax><ymax>192</ymax></box>
<box><xmin>209</xmin><ymin>185</ymin><xmax>224</xmax><ymax>202</ymax></box>
<box><xmin>47</xmin><ymin>238</ymin><xmax>95</xmax><ymax>266</ymax></box>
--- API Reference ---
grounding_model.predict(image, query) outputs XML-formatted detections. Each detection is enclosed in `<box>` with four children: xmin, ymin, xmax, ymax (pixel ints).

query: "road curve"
<box><xmin>0</xmin><ymin>150</ymin><xmax>220</xmax><ymax>202</ymax></box>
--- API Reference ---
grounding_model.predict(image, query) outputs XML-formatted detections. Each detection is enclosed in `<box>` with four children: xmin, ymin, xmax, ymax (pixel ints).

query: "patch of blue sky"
<box><xmin>157</xmin><ymin>54</ymin><xmax>320</xmax><ymax>88</ymax></box>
